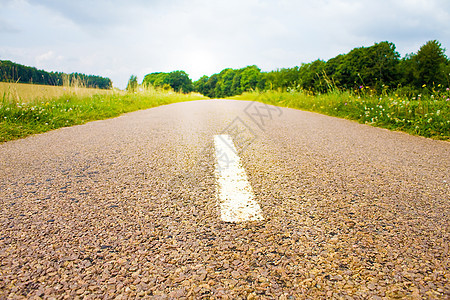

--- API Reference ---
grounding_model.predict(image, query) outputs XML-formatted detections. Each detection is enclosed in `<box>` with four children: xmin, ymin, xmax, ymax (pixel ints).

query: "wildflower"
<box><xmin>446</xmin><ymin>88</ymin><xmax>449</xmax><ymax>91</ymax></box>
<box><xmin>359</xmin><ymin>86</ymin><xmax>363</xmax><ymax>89</ymax></box>
<box><xmin>422</xmin><ymin>84</ymin><xmax>427</xmax><ymax>88</ymax></box>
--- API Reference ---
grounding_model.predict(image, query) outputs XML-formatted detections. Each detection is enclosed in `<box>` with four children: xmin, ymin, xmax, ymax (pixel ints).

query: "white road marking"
<box><xmin>214</xmin><ymin>135</ymin><xmax>264</xmax><ymax>222</ymax></box>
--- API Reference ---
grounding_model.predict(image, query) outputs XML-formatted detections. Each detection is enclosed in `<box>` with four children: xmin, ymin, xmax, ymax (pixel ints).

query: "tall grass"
<box><xmin>0</xmin><ymin>81</ymin><xmax>115</xmax><ymax>103</ymax></box>
<box><xmin>0</xmin><ymin>86</ymin><xmax>207</xmax><ymax>143</ymax></box>
<box><xmin>231</xmin><ymin>87</ymin><xmax>450</xmax><ymax>140</ymax></box>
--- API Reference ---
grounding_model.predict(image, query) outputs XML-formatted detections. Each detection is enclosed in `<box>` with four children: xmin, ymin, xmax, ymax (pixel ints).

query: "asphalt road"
<box><xmin>0</xmin><ymin>100</ymin><xmax>449</xmax><ymax>299</ymax></box>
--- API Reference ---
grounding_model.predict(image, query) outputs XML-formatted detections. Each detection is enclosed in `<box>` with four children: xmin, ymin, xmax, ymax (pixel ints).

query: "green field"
<box><xmin>0</xmin><ymin>84</ymin><xmax>206</xmax><ymax>143</ymax></box>
<box><xmin>1</xmin><ymin>81</ymin><xmax>448</xmax><ymax>143</ymax></box>
<box><xmin>231</xmin><ymin>88</ymin><xmax>450</xmax><ymax>140</ymax></box>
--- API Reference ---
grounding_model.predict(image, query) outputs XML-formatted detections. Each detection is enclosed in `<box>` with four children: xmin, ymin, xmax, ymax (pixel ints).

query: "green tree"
<box><xmin>204</xmin><ymin>74</ymin><xmax>219</xmax><ymax>98</ymax></box>
<box><xmin>397</xmin><ymin>53</ymin><xmax>416</xmax><ymax>89</ymax></box>
<box><xmin>142</xmin><ymin>71</ymin><xmax>193</xmax><ymax>93</ymax></box>
<box><xmin>414</xmin><ymin>40</ymin><xmax>448</xmax><ymax>86</ymax></box>
<box><xmin>193</xmin><ymin>75</ymin><xmax>209</xmax><ymax>95</ymax></box>
<box><xmin>0</xmin><ymin>60</ymin><xmax>112</xmax><ymax>88</ymax></box>
<box><xmin>240</xmin><ymin>65</ymin><xmax>261</xmax><ymax>92</ymax></box>
<box><xmin>231</xmin><ymin>72</ymin><xmax>242</xmax><ymax>95</ymax></box>
<box><xmin>323</xmin><ymin>42</ymin><xmax>400</xmax><ymax>91</ymax></box>
<box><xmin>256</xmin><ymin>72</ymin><xmax>267</xmax><ymax>91</ymax></box>
<box><xmin>220</xmin><ymin>68</ymin><xmax>236</xmax><ymax>97</ymax></box>
<box><xmin>367</xmin><ymin>41</ymin><xmax>400</xmax><ymax>89</ymax></box>
<box><xmin>126</xmin><ymin>75</ymin><xmax>138</xmax><ymax>92</ymax></box>
<box><xmin>265</xmin><ymin>67</ymin><xmax>301</xmax><ymax>91</ymax></box>
<box><xmin>142</xmin><ymin>72</ymin><xmax>169</xmax><ymax>88</ymax></box>
<box><xmin>298</xmin><ymin>60</ymin><xmax>326</xmax><ymax>92</ymax></box>
<box><xmin>166</xmin><ymin>71</ymin><xmax>193</xmax><ymax>93</ymax></box>
<box><xmin>324</xmin><ymin>54</ymin><xmax>346</xmax><ymax>88</ymax></box>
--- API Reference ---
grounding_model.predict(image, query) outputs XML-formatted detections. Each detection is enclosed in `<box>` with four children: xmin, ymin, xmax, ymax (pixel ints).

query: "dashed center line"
<box><xmin>214</xmin><ymin>135</ymin><xmax>264</xmax><ymax>223</ymax></box>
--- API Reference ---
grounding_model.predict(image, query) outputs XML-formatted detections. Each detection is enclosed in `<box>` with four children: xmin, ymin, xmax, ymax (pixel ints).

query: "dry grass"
<box><xmin>0</xmin><ymin>85</ymin><xmax>207</xmax><ymax>142</ymax></box>
<box><xmin>0</xmin><ymin>82</ymin><xmax>117</xmax><ymax>103</ymax></box>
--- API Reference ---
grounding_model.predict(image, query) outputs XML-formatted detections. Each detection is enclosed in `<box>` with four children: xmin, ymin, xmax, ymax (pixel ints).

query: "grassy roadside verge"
<box><xmin>0</xmin><ymin>90</ymin><xmax>207</xmax><ymax>143</ymax></box>
<box><xmin>230</xmin><ymin>90</ymin><xmax>450</xmax><ymax>140</ymax></box>
<box><xmin>0</xmin><ymin>81</ymin><xmax>115</xmax><ymax>103</ymax></box>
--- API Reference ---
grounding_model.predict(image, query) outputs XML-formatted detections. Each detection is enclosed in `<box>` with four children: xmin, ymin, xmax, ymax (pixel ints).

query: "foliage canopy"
<box><xmin>193</xmin><ymin>40</ymin><xmax>449</xmax><ymax>97</ymax></box>
<box><xmin>142</xmin><ymin>71</ymin><xmax>193</xmax><ymax>93</ymax></box>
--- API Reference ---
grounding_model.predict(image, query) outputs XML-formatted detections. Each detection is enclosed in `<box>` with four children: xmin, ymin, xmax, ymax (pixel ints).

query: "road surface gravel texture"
<box><xmin>0</xmin><ymin>100</ymin><xmax>448</xmax><ymax>299</ymax></box>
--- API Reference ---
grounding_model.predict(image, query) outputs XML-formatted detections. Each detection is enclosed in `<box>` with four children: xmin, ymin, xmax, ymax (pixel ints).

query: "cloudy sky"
<box><xmin>1</xmin><ymin>0</ymin><xmax>449</xmax><ymax>89</ymax></box>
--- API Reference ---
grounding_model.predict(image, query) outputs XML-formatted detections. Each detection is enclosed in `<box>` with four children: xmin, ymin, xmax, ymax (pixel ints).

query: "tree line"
<box><xmin>140</xmin><ymin>71</ymin><xmax>193</xmax><ymax>93</ymax></box>
<box><xmin>0</xmin><ymin>60</ymin><xmax>112</xmax><ymax>89</ymax></box>
<box><xmin>191</xmin><ymin>40</ymin><xmax>449</xmax><ymax>97</ymax></box>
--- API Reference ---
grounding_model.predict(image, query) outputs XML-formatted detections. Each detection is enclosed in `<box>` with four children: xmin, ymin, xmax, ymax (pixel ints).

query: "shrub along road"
<box><xmin>0</xmin><ymin>100</ymin><xmax>448</xmax><ymax>298</ymax></box>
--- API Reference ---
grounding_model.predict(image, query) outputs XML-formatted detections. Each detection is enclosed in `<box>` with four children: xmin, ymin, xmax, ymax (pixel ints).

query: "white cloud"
<box><xmin>36</xmin><ymin>50</ymin><xmax>55</xmax><ymax>64</ymax></box>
